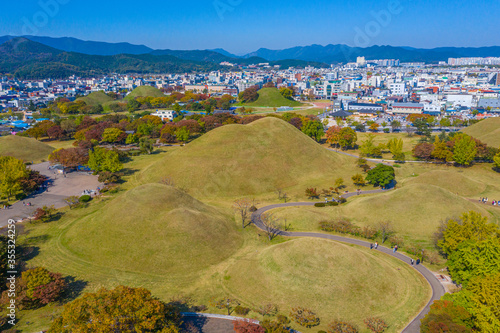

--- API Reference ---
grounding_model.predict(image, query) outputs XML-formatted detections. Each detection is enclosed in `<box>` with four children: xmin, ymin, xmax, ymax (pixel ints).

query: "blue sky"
<box><xmin>1</xmin><ymin>0</ymin><xmax>499</xmax><ymax>53</ymax></box>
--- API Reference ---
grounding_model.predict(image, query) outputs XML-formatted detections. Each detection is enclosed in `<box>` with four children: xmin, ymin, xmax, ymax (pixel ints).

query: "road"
<box><xmin>0</xmin><ymin>162</ymin><xmax>102</xmax><ymax>227</ymax></box>
<box><xmin>251</xmin><ymin>191</ymin><xmax>446</xmax><ymax>333</ymax></box>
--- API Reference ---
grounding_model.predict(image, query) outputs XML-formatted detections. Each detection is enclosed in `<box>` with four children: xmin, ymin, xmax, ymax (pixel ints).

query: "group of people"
<box><xmin>22</xmin><ymin>202</ymin><xmax>33</xmax><ymax>206</ymax></box>
<box><xmin>370</xmin><ymin>242</ymin><xmax>422</xmax><ymax>265</ymax></box>
<box><xmin>479</xmin><ymin>197</ymin><xmax>498</xmax><ymax>206</ymax></box>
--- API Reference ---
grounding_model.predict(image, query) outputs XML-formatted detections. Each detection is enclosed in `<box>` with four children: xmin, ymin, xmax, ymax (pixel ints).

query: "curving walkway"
<box><xmin>251</xmin><ymin>191</ymin><xmax>445</xmax><ymax>333</ymax></box>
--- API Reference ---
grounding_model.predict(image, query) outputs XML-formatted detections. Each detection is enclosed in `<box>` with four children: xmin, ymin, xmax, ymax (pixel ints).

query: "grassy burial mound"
<box><xmin>126</xmin><ymin>86</ymin><xmax>164</xmax><ymax>99</ymax></box>
<box><xmin>224</xmin><ymin>238</ymin><xmax>430</xmax><ymax>332</ymax></box>
<box><xmin>0</xmin><ymin>135</ymin><xmax>54</xmax><ymax>162</ymax></box>
<box><xmin>76</xmin><ymin>91</ymin><xmax>114</xmax><ymax>106</ymax></box>
<box><xmin>245</xmin><ymin>87</ymin><xmax>303</xmax><ymax>107</ymax></box>
<box><xmin>404</xmin><ymin>169</ymin><xmax>487</xmax><ymax>197</ymax></box>
<box><xmin>61</xmin><ymin>183</ymin><xmax>242</xmax><ymax>276</ymax></box>
<box><xmin>272</xmin><ymin>184</ymin><xmax>496</xmax><ymax>247</ymax></box>
<box><xmin>462</xmin><ymin>117</ymin><xmax>500</xmax><ymax>148</ymax></box>
<box><xmin>140</xmin><ymin>117</ymin><xmax>353</xmax><ymax>197</ymax></box>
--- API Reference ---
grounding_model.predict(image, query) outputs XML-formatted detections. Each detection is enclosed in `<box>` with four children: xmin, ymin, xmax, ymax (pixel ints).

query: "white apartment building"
<box><xmin>446</xmin><ymin>94</ymin><xmax>474</xmax><ymax>108</ymax></box>
<box><xmin>389</xmin><ymin>82</ymin><xmax>406</xmax><ymax>96</ymax></box>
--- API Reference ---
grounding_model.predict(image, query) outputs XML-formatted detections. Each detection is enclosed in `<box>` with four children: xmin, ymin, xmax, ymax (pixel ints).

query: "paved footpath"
<box><xmin>251</xmin><ymin>191</ymin><xmax>446</xmax><ymax>333</ymax></box>
<box><xmin>0</xmin><ymin>162</ymin><xmax>101</xmax><ymax>227</ymax></box>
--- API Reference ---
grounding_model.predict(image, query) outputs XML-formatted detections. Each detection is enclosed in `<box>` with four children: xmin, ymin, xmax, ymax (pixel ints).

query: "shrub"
<box><xmin>234</xmin><ymin>320</ymin><xmax>265</xmax><ymax>333</ymax></box>
<box><xmin>339</xmin><ymin>198</ymin><xmax>347</xmax><ymax>204</ymax></box>
<box><xmin>234</xmin><ymin>305</ymin><xmax>251</xmax><ymax>316</ymax></box>
<box><xmin>319</xmin><ymin>219</ymin><xmax>359</xmax><ymax>235</ymax></box>
<box><xmin>249</xmin><ymin>206</ymin><xmax>258</xmax><ymax>212</ymax></box>
<box><xmin>383</xmin><ymin>128</ymin><xmax>390</xmax><ymax>133</ymax></box>
<box><xmin>360</xmin><ymin>226</ymin><xmax>377</xmax><ymax>240</ymax></box>
<box><xmin>98</xmin><ymin>171</ymin><xmax>121</xmax><ymax>184</ymax></box>
<box><xmin>79</xmin><ymin>195</ymin><xmax>92</xmax><ymax>203</ymax></box>
<box><xmin>393</xmin><ymin>164</ymin><xmax>401</xmax><ymax>168</ymax></box>
<box><xmin>327</xmin><ymin>320</ymin><xmax>359</xmax><ymax>333</ymax></box>
<box><xmin>326</xmin><ymin>201</ymin><xmax>339</xmax><ymax>206</ymax></box>
<box><xmin>388</xmin><ymin>236</ymin><xmax>404</xmax><ymax>248</ymax></box>
<box><xmin>290</xmin><ymin>307</ymin><xmax>320</xmax><ymax>328</ymax></box>
<box><xmin>314</xmin><ymin>203</ymin><xmax>326</xmax><ymax>207</ymax></box>
<box><xmin>364</xmin><ymin>317</ymin><xmax>388</xmax><ymax>333</ymax></box>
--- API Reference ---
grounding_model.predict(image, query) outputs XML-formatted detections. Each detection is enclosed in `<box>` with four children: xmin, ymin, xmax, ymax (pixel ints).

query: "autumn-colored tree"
<box><xmin>327</xmin><ymin>320</ymin><xmax>359</xmax><ymax>333</ymax></box>
<box><xmin>210</xmin><ymin>297</ymin><xmax>240</xmax><ymax>315</ymax></box>
<box><xmin>33</xmin><ymin>205</ymin><xmax>56</xmax><ymax>222</ymax></box>
<box><xmin>431</xmin><ymin>136</ymin><xmax>454</xmax><ymax>162</ymax></box>
<box><xmin>364</xmin><ymin>317</ymin><xmax>388</xmax><ymax>333</ymax></box>
<box><xmin>238</xmin><ymin>86</ymin><xmax>259</xmax><ymax>103</ymax></box>
<box><xmin>0</xmin><ymin>156</ymin><xmax>29</xmax><ymax>200</ymax></box>
<box><xmin>369</xmin><ymin>123</ymin><xmax>380</xmax><ymax>132</ymax></box>
<box><xmin>101</xmin><ymin>127</ymin><xmax>126</xmax><ymax>143</ymax></box>
<box><xmin>338</xmin><ymin>127</ymin><xmax>357</xmax><ymax>150</ymax></box>
<box><xmin>47</xmin><ymin>125</ymin><xmax>65</xmax><ymax>140</ymax></box>
<box><xmin>326</xmin><ymin>126</ymin><xmax>342</xmax><ymax>148</ymax></box>
<box><xmin>413</xmin><ymin>143</ymin><xmax>435</xmax><ymax>160</ymax></box>
<box><xmin>305</xmin><ymin>187</ymin><xmax>319</xmax><ymax>199</ymax></box>
<box><xmin>436</xmin><ymin>211</ymin><xmax>499</xmax><ymax>257</ymax></box>
<box><xmin>49</xmin><ymin>285</ymin><xmax>182</xmax><ymax>332</ymax></box>
<box><xmin>234</xmin><ymin>320</ymin><xmax>265</xmax><ymax>333</ymax></box>
<box><xmin>420</xmin><ymin>300</ymin><xmax>472</xmax><ymax>333</ymax></box>
<box><xmin>351</xmin><ymin>174</ymin><xmax>366</xmax><ymax>188</ymax></box>
<box><xmin>387</xmin><ymin>138</ymin><xmax>404</xmax><ymax>160</ymax></box>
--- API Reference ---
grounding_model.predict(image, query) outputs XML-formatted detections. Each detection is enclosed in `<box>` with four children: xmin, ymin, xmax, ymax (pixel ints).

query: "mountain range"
<box><xmin>1</xmin><ymin>35</ymin><xmax>500</xmax><ymax>79</ymax></box>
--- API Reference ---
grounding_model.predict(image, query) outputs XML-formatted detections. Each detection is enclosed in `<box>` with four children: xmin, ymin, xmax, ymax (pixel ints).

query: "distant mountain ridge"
<box><xmin>2</xmin><ymin>35</ymin><xmax>500</xmax><ymax>64</ymax></box>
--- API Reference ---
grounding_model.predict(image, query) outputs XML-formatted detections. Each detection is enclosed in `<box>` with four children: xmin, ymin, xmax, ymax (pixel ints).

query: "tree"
<box><xmin>447</xmin><ymin>238</ymin><xmax>500</xmax><ymax>286</ymax></box>
<box><xmin>238</xmin><ymin>86</ymin><xmax>259</xmax><ymax>103</ymax></box>
<box><xmin>494</xmin><ymin>151</ymin><xmax>500</xmax><ymax>171</ymax></box>
<box><xmin>326</xmin><ymin>126</ymin><xmax>342</xmax><ymax>148</ymax></box>
<box><xmin>369</xmin><ymin>123</ymin><xmax>379</xmax><ymax>132</ymax></box>
<box><xmin>366</xmin><ymin>164</ymin><xmax>395</xmax><ymax>188</ymax></box>
<box><xmin>0</xmin><ymin>156</ymin><xmax>29</xmax><ymax>200</ymax></box>
<box><xmin>102</xmin><ymin>127</ymin><xmax>125</xmax><ymax>143</ymax></box>
<box><xmin>49</xmin><ymin>148</ymin><xmax>89</xmax><ymax>168</ymax></box>
<box><xmin>453</xmin><ymin>134</ymin><xmax>477</xmax><ymax>166</ymax></box>
<box><xmin>234</xmin><ymin>320</ymin><xmax>265</xmax><ymax>333</ymax></box>
<box><xmin>175</xmin><ymin>126</ymin><xmax>190</xmax><ymax>144</ymax></box>
<box><xmin>302</xmin><ymin>120</ymin><xmax>324</xmax><ymax>142</ymax></box>
<box><xmin>279</xmin><ymin>87</ymin><xmax>294</xmax><ymax>100</ymax></box>
<box><xmin>338</xmin><ymin>127</ymin><xmax>357</xmax><ymax>150</ymax></box>
<box><xmin>139</xmin><ymin>137</ymin><xmax>154</xmax><ymax>154</ymax></box>
<box><xmin>364</xmin><ymin>317</ymin><xmax>388</xmax><ymax>333</ymax></box>
<box><xmin>436</xmin><ymin>211</ymin><xmax>499</xmax><ymax>257</ymax></box>
<box><xmin>47</xmin><ymin>125</ymin><xmax>65</xmax><ymax>140</ymax></box>
<box><xmin>210</xmin><ymin>297</ymin><xmax>240</xmax><ymax>315</ymax></box>
<box><xmin>33</xmin><ymin>205</ymin><xmax>57</xmax><ymax>222</ymax></box>
<box><xmin>413</xmin><ymin>143</ymin><xmax>435</xmax><ymax>161</ymax></box>
<box><xmin>25</xmin><ymin>126</ymin><xmax>45</xmax><ymax>140</ymax></box>
<box><xmin>256</xmin><ymin>303</ymin><xmax>279</xmax><ymax>318</ymax></box>
<box><xmin>352</xmin><ymin>174</ymin><xmax>366</xmax><ymax>188</ymax></box>
<box><xmin>261</xmin><ymin>212</ymin><xmax>281</xmax><ymax>241</ymax></box>
<box><xmin>414</xmin><ymin>118</ymin><xmax>431</xmax><ymax>138</ymax></box>
<box><xmin>49</xmin><ymin>285</ymin><xmax>182</xmax><ymax>332</ymax></box>
<box><xmin>127</xmin><ymin>98</ymin><xmax>140</xmax><ymax>112</ymax></box>
<box><xmin>334</xmin><ymin>178</ymin><xmax>344</xmax><ymax>193</ymax></box>
<box><xmin>305</xmin><ymin>187</ymin><xmax>319</xmax><ymax>199</ymax></box>
<box><xmin>360</xmin><ymin>134</ymin><xmax>381</xmax><ymax>157</ymax></box>
<box><xmin>87</xmin><ymin>147</ymin><xmax>123</xmax><ymax>173</ymax></box>
<box><xmin>431</xmin><ymin>136</ymin><xmax>454</xmax><ymax>162</ymax></box>
<box><xmin>387</xmin><ymin>138</ymin><xmax>404</xmax><ymax>161</ymax></box>
<box><xmin>64</xmin><ymin>196</ymin><xmax>80</xmax><ymax>209</ymax></box>
<box><xmin>390</xmin><ymin>120</ymin><xmax>401</xmax><ymax>131</ymax></box>
<box><xmin>234</xmin><ymin>198</ymin><xmax>252</xmax><ymax>228</ymax></box>
<box><xmin>420</xmin><ymin>300</ymin><xmax>472</xmax><ymax>333</ymax></box>
<box><xmin>376</xmin><ymin>221</ymin><xmax>395</xmax><ymax>243</ymax></box>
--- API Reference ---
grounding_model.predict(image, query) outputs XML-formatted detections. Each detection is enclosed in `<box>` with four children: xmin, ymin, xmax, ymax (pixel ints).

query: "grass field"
<box><xmin>242</xmin><ymin>88</ymin><xmax>303</xmax><ymax>107</ymax></box>
<box><xmin>0</xmin><ymin>135</ymin><xmax>54</xmax><ymax>162</ymax></box>
<box><xmin>462</xmin><ymin>117</ymin><xmax>500</xmax><ymax>148</ymax></box>
<box><xmin>139</xmin><ymin>117</ymin><xmax>370</xmax><ymax>199</ymax></box>
<box><xmin>76</xmin><ymin>91</ymin><xmax>114</xmax><ymax>106</ymax></box>
<box><xmin>125</xmin><ymin>86</ymin><xmax>165</xmax><ymax>100</ymax></box>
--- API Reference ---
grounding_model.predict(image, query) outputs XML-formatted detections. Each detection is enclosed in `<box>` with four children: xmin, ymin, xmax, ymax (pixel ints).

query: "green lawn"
<box><xmin>462</xmin><ymin>117</ymin><xmax>500</xmax><ymax>148</ymax></box>
<box><xmin>76</xmin><ymin>91</ymin><xmax>114</xmax><ymax>106</ymax></box>
<box><xmin>242</xmin><ymin>88</ymin><xmax>303</xmax><ymax>107</ymax></box>
<box><xmin>0</xmin><ymin>135</ymin><xmax>54</xmax><ymax>163</ymax></box>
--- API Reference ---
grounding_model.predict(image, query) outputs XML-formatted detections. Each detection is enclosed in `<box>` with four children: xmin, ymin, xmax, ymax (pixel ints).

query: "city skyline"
<box><xmin>1</xmin><ymin>0</ymin><xmax>499</xmax><ymax>54</ymax></box>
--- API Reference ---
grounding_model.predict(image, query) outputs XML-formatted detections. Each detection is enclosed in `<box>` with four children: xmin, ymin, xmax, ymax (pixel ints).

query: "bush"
<box><xmin>79</xmin><ymin>195</ymin><xmax>92</xmax><ymax>203</ymax></box>
<box><xmin>327</xmin><ymin>320</ymin><xmax>359</xmax><ymax>333</ymax></box>
<box><xmin>388</xmin><ymin>236</ymin><xmax>404</xmax><ymax>248</ymax></box>
<box><xmin>319</xmin><ymin>219</ymin><xmax>359</xmax><ymax>235</ymax></box>
<box><xmin>234</xmin><ymin>305</ymin><xmax>251</xmax><ymax>316</ymax></box>
<box><xmin>290</xmin><ymin>307</ymin><xmax>320</xmax><ymax>328</ymax></box>
<box><xmin>314</xmin><ymin>203</ymin><xmax>326</xmax><ymax>207</ymax></box>
<box><xmin>360</xmin><ymin>226</ymin><xmax>377</xmax><ymax>240</ymax></box>
<box><xmin>339</xmin><ymin>198</ymin><xmax>347</xmax><ymax>204</ymax></box>
<box><xmin>249</xmin><ymin>206</ymin><xmax>258</xmax><ymax>212</ymax></box>
<box><xmin>234</xmin><ymin>320</ymin><xmax>265</xmax><ymax>333</ymax></box>
<box><xmin>364</xmin><ymin>317</ymin><xmax>388</xmax><ymax>333</ymax></box>
<box><xmin>393</xmin><ymin>164</ymin><xmax>401</xmax><ymax>168</ymax></box>
<box><xmin>98</xmin><ymin>171</ymin><xmax>121</xmax><ymax>184</ymax></box>
<box><xmin>383</xmin><ymin>128</ymin><xmax>390</xmax><ymax>133</ymax></box>
<box><xmin>326</xmin><ymin>201</ymin><xmax>339</xmax><ymax>206</ymax></box>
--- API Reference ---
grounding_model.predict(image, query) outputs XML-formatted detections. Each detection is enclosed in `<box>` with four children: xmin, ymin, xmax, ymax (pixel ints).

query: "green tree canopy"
<box><xmin>87</xmin><ymin>147</ymin><xmax>123</xmax><ymax>173</ymax></box>
<box><xmin>0</xmin><ymin>156</ymin><xmax>29</xmax><ymax>200</ymax></box>
<box><xmin>301</xmin><ymin>120</ymin><xmax>324</xmax><ymax>142</ymax></box>
<box><xmin>365</xmin><ymin>164</ymin><xmax>395</xmax><ymax>188</ymax></box>
<box><xmin>453</xmin><ymin>134</ymin><xmax>477</xmax><ymax>166</ymax></box>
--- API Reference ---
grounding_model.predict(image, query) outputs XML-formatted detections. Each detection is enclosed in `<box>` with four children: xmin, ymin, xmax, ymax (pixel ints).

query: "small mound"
<box><xmin>462</xmin><ymin>117</ymin><xmax>500</xmax><ymax>148</ymax></box>
<box><xmin>76</xmin><ymin>91</ymin><xmax>114</xmax><ymax>106</ymax></box>
<box><xmin>405</xmin><ymin>170</ymin><xmax>487</xmax><ymax>197</ymax></box>
<box><xmin>0</xmin><ymin>135</ymin><xmax>54</xmax><ymax>162</ymax></box>
<box><xmin>345</xmin><ymin>184</ymin><xmax>493</xmax><ymax>240</ymax></box>
<box><xmin>224</xmin><ymin>238</ymin><xmax>429</xmax><ymax>331</ymax></box>
<box><xmin>62</xmin><ymin>184</ymin><xmax>242</xmax><ymax>276</ymax></box>
<box><xmin>126</xmin><ymin>86</ymin><xmax>164</xmax><ymax>99</ymax></box>
<box><xmin>245</xmin><ymin>87</ymin><xmax>303</xmax><ymax>107</ymax></box>
<box><xmin>140</xmin><ymin>117</ymin><xmax>351</xmax><ymax>197</ymax></box>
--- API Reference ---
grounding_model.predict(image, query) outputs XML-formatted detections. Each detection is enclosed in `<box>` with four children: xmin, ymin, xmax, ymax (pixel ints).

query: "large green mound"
<box><xmin>404</xmin><ymin>170</ymin><xmax>487</xmax><ymax>197</ymax></box>
<box><xmin>224</xmin><ymin>238</ymin><xmax>430</xmax><ymax>332</ymax></box>
<box><xmin>76</xmin><ymin>91</ymin><xmax>114</xmax><ymax>106</ymax></box>
<box><xmin>0</xmin><ymin>135</ymin><xmax>54</xmax><ymax>162</ymax></box>
<box><xmin>62</xmin><ymin>183</ymin><xmax>242</xmax><ymax>276</ymax></box>
<box><xmin>245</xmin><ymin>87</ymin><xmax>303</xmax><ymax>107</ymax></box>
<box><xmin>126</xmin><ymin>86</ymin><xmax>164</xmax><ymax>99</ymax></box>
<box><xmin>140</xmin><ymin>117</ymin><xmax>351</xmax><ymax>197</ymax></box>
<box><xmin>462</xmin><ymin>117</ymin><xmax>500</xmax><ymax>148</ymax></box>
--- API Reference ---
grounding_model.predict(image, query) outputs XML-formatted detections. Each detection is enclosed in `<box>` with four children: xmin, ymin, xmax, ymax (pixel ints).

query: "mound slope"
<box><xmin>404</xmin><ymin>170</ymin><xmax>487</xmax><ymax>197</ymax></box>
<box><xmin>126</xmin><ymin>86</ymin><xmax>164</xmax><ymax>99</ymax></box>
<box><xmin>0</xmin><ymin>135</ymin><xmax>54</xmax><ymax>162</ymax></box>
<box><xmin>76</xmin><ymin>91</ymin><xmax>114</xmax><ymax>106</ymax></box>
<box><xmin>140</xmin><ymin>117</ymin><xmax>351</xmax><ymax>197</ymax></box>
<box><xmin>245</xmin><ymin>87</ymin><xmax>303</xmax><ymax>107</ymax></box>
<box><xmin>225</xmin><ymin>238</ymin><xmax>430</xmax><ymax>331</ymax></box>
<box><xmin>62</xmin><ymin>183</ymin><xmax>242</xmax><ymax>275</ymax></box>
<box><xmin>462</xmin><ymin>117</ymin><xmax>500</xmax><ymax>148</ymax></box>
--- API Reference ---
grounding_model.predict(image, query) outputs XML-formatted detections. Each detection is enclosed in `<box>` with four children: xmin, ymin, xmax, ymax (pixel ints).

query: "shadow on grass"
<box><xmin>61</xmin><ymin>276</ymin><xmax>88</xmax><ymax>303</ymax></box>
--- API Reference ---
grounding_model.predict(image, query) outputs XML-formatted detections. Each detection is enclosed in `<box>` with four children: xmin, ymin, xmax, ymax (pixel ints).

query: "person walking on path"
<box><xmin>416</xmin><ymin>258</ymin><xmax>420</xmax><ymax>265</ymax></box>
<box><xmin>374</xmin><ymin>242</ymin><xmax>378</xmax><ymax>249</ymax></box>
<box><xmin>411</xmin><ymin>258</ymin><xmax>414</xmax><ymax>265</ymax></box>
<box><xmin>370</xmin><ymin>243</ymin><xmax>373</xmax><ymax>249</ymax></box>
<box><xmin>393</xmin><ymin>245</ymin><xmax>398</xmax><ymax>253</ymax></box>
